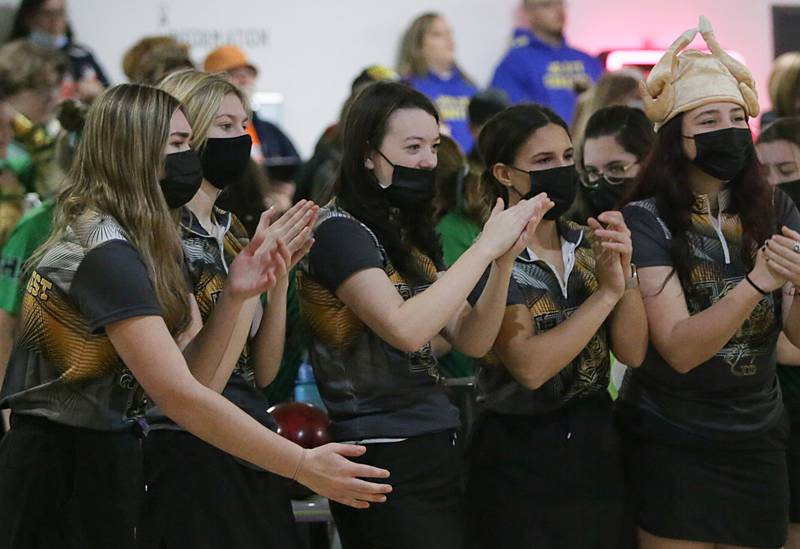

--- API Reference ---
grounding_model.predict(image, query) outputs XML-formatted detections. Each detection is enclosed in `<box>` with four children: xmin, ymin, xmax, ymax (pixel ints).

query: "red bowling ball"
<box><xmin>268</xmin><ymin>402</ymin><xmax>332</xmax><ymax>449</ymax></box>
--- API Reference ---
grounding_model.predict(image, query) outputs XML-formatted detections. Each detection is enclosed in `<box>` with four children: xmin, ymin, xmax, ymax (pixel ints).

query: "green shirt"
<box><xmin>435</xmin><ymin>210</ymin><xmax>481</xmax><ymax>378</ymax></box>
<box><xmin>0</xmin><ymin>142</ymin><xmax>35</xmax><ymax>194</ymax></box>
<box><xmin>0</xmin><ymin>200</ymin><xmax>55</xmax><ymax>315</ymax></box>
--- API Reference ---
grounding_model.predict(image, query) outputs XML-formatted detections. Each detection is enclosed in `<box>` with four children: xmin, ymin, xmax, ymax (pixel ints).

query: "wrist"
<box><xmin>596</xmin><ymin>286</ymin><xmax>622</xmax><ymax>307</ymax></box>
<box><xmin>471</xmin><ymin>237</ymin><xmax>496</xmax><ymax>264</ymax></box>
<box><xmin>744</xmin><ymin>272</ymin><xmax>770</xmax><ymax>297</ymax></box>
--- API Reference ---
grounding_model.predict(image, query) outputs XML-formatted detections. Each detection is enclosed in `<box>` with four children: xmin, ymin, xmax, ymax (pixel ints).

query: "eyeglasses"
<box><xmin>580</xmin><ymin>161</ymin><xmax>637</xmax><ymax>188</ymax></box>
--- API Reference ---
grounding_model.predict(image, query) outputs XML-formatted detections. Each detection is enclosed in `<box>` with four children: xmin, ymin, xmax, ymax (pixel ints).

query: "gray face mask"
<box><xmin>29</xmin><ymin>30</ymin><xmax>68</xmax><ymax>50</ymax></box>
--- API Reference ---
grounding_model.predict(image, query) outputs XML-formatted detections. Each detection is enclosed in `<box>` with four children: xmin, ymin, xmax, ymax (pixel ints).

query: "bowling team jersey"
<box><xmin>476</xmin><ymin>221</ymin><xmax>612</xmax><ymax>415</ymax></box>
<box><xmin>491</xmin><ymin>29</ymin><xmax>602</xmax><ymax>124</ymax></box>
<box><xmin>298</xmin><ymin>205</ymin><xmax>460</xmax><ymax>441</ymax></box>
<box><xmin>620</xmin><ymin>189</ymin><xmax>800</xmax><ymax>441</ymax></box>
<box><xmin>147</xmin><ymin>207</ymin><xmax>276</xmax><ymax>432</ymax></box>
<box><xmin>0</xmin><ymin>212</ymin><xmax>161</xmax><ymax>431</ymax></box>
<box><xmin>406</xmin><ymin>69</ymin><xmax>477</xmax><ymax>154</ymax></box>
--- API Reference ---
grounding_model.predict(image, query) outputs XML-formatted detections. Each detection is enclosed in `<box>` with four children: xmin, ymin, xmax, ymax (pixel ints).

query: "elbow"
<box><xmin>147</xmin><ymin>382</ymin><xmax>200</xmax><ymax>426</ymax></box>
<box><xmin>663</xmin><ymin>354</ymin><xmax>695</xmax><ymax>374</ymax></box>
<box><xmin>614</xmin><ymin>345</ymin><xmax>647</xmax><ymax>369</ymax></box>
<box><xmin>390</xmin><ymin>326</ymin><xmax>431</xmax><ymax>354</ymax></box>
<box><xmin>457</xmin><ymin>339</ymin><xmax>493</xmax><ymax>359</ymax></box>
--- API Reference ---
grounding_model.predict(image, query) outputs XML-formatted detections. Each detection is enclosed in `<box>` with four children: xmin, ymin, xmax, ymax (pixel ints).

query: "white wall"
<box><xmin>2</xmin><ymin>0</ymin><xmax>797</xmax><ymax>156</ymax></box>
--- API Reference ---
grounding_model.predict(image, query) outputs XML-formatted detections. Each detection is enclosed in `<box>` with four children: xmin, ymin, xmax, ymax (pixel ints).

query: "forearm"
<box><xmin>501</xmin><ymin>291</ymin><xmax>617</xmax><ymax>389</ymax></box>
<box><xmin>450</xmin><ymin>261</ymin><xmax>513</xmax><ymax>357</ymax></box>
<box><xmin>778</xmin><ymin>332</ymin><xmax>800</xmax><ymax>365</ymax></box>
<box><xmin>657</xmin><ymin>279</ymin><xmax>762</xmax><ymax>372</ymax></box>
<box><xmin>784</xmin><ymin>297</ymin><xmax>800</xmax><ymax>348</ymax></box>
<box><xmin>155</xmin><ymin>375</ymin><xmax>303</xmax><ymax>478</ymax></box>
<box><xmin>252</xmin><ymin>280</ymin><xmax>288</xmax><ymax>388</ymax></box>
<box><xmin>387</xmin><ymin>245</ymin><xmax>493</xmax><ymax>351</ymax></box>
<box><xmin>183</xmin><ymin>293</ymin><xmax>260</xmax><ymax>391</ymax></box>
<box><xmin>609</xmin><ymin>289</ymin><xmax>648</xmax><ymax>367</ymax></box>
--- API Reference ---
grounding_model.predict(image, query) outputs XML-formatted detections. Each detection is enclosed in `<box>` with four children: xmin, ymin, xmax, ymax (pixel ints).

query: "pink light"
<box><xmin>605</xmin><ymin>49</ymin><xmax>746</xmax><ymax>71</ymax></box>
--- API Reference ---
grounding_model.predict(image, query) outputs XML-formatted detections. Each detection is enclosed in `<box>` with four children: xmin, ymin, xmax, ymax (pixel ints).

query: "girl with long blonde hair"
<box><xmin>141</xmin><ymin>69</ymin><xmax>310</xmax><ymax>549</ymax></box>
<box><xmin>0</xmin><ymin>84</ymin><xmax>391</xmax><ymax>549</ymax></box>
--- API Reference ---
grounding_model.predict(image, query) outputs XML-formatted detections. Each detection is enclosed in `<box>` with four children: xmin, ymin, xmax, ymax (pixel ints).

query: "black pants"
<box><xmin>0</xmin><ymin>414</ymin><xmax>143</xmax><ymax>549</ymax></box>
<box><xmin>331</xmin><ymin>430</ymin><xmax>466</xmax><ymax>549</ymax></box>
<box><xmin>139</xmin><ymin>430</ymin><xmax>301</xmax><ymax>549</ymax></box>
<box><xmin>466</xmin><ymin>395</ymin><xmax>634</xmax><ymax>549</ymax></box>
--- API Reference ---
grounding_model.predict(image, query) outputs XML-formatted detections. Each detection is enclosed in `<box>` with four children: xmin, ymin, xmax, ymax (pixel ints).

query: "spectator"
<box><xmin>571</xmin><ymin>69</ymin><xmax>642</xmax><ymax>143</ymax></box>
<box><xmin>204</xmin><ymin>44</ymin><xmax>301</xmax><ymax>185</ymax></box>
<box><xmin>9</xmin><ymin>0</ymin><xmax>108</xmax><ymax>102</ymax></box>
<box><xmin>465</xmin><ymin>88</ymin><xmax>510</xmax><ymax>169</ymax></box>
<box><xmin>122</xmin><ymin>36</ymin><xmax>194</xmax><ymax>85</ymax></box>
<box><xmin>398</xmin><ymin>13</ymin><xmax>478</xmax><ymax>153</ymax></box>
<box><xmin>762</xmin><ymin>52</ymin><xmax>800</xmax><ymax>127</ymax></box>
<box><xmin>491</xmin><ymin>0</ymin><xmax>602</xmax><ymax>124</ymax></box>
<box><xmin>0</xmin><ymin>39</ymin><xmax>67</xmax><ymax>199</ymax></box>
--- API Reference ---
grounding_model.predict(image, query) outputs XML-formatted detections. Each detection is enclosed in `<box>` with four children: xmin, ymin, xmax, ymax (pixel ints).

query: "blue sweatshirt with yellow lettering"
<box><xmin>491</xmin><ymin>29</ymin><xmax>602</xmax><ymax>125</ymax></box>
<box><xmin>407</xmin><ymin>69</ymin><xmax>478</xmax><ymax>153</ymax></box>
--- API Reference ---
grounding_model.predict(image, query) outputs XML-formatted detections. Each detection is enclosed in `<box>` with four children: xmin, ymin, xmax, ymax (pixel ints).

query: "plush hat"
<box><xmin>203</xmin><ymin>45</ymin><xmax>257</xmax><ymax>74</ymax></box>
<box><xmin>639</xmin><ymin>16</ymin><xmax>759</xmax><ymax>131</ymax></box>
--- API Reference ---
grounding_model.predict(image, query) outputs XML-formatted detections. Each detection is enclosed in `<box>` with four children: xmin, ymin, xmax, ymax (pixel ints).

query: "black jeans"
<box><xmin>331</xmin><ymin>430</ymin><xmax>466</xmax><ymax>549</ymax></box>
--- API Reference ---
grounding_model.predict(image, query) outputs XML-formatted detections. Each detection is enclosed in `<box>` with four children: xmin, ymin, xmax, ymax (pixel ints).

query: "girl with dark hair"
<box><xmin>9</xmin><ymin>0</ymin><xmax>108</xmax><ymax>102</ymax></box>
<box><xmin>298</xmin><ymin>81</ymin><xmax>552</xmax><ymax>549</ymax></box>
<box><xmin>619</xmin><ymin>19</ymin><xmax>800</xmax><ymax>548</ymax></box>
<box><xmin>465</xmin><ymin>103</ymin><xmax>646</xmax><ymax>548</ymax></box>
<box><xmin>570</xmin><ymin>105</ymin><xmax>655</xmax><ymax>224</ymax></box>
<box><xmin>758</xmin><ymin>116</ymin><xmax>800</xmax><ymax>548</ymax></box>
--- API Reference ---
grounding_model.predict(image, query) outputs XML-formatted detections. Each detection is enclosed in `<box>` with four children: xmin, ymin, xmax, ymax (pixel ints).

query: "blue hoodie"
<box><xmin>491</xmin><ymin>29</ymin><xmax>602</xmax><ymax>124</ymax></box>
<box><xmin>407</xmin><ymin>69</ymin><xmax>478</xmax><ymax>153</ymax></box>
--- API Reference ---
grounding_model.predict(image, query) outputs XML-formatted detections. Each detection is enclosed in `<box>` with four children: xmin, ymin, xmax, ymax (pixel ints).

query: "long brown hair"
<box><xmin>30</xmin><ymin>84</ymin><xmax>191</xmax><ymax>334</ymax></box>
<box><xmin>625</xmin><ymin>114</ymin><xmax>774</xmax><ymax>290</ymax></box>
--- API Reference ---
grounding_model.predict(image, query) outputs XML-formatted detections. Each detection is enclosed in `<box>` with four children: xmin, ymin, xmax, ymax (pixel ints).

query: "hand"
<box><xmin>751</xmin><ymin>242</ymin><xmax>787</xmax><ymax>293</ymax></box>
<box><xmin>227</xmin><ymin>228</ymin><xmax>292</xmax><ymax>300</ymax></box>
<box><xmin>590</xmin><ymin>211</ymin><xmax>633</xmax><ymax>278</ymax></box>
<box><xmin>295</xmin><ymin>443</ymin><xmax>392</xmax><ymax>509</ymax></box>
<box><xmin>254</xmin><ymin>200</ymin><xmax>318</xmax><ymax>274</ymax></box>
<box><xmin>477</xmin><ymin>194</ymin><xmax>554</xmax><ymax>262</ymax></box>
<box><xmin>763</xmin><ymin>226</ymin><xmax>800</xmax><ymax>287</ymax></box>
<box><xmin>588</xmin><ymin>217</ymin><xmax>626</xmax><ymax>302</ymax></box>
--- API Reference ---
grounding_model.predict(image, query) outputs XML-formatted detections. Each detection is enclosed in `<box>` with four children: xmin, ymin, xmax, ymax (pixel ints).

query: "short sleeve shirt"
<box><xmin>620</xmin><ymin>189</ymin><xmax>800</xmax><ymax>440</ymax></box>
<box><xmin>0</xmin><ymin>200</ymin><xmax>55</xmax><ymax>315</ymax></box>
<box><xmin>0</xmin><ymin>213</ymin><xmax>162</xmax><ymax>431</ymax></box>
<box><xmin>476</xmin><ymin>222</ymin><xmax>612</xmax><ymax>415</ymax></box>
<box><xmin>298</xmin><ymin>205</ymin><xmax>459</xmax><ymax>441</ymax></box>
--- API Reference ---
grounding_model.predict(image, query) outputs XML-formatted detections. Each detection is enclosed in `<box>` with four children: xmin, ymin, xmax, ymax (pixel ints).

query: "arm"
<box><xmin>442</xmin><ymin>210</ymin><xmax>545</xmax><ymax>357</ymax></box>
<box><xmin>108</xmin><ymin>315</ymin><xmax>391</xmax><ymax>509</ymax></box>
<box><xmin>336</xmin><ymin>196</ymin><xmax>551</xmax><ymax>353</ymax></box>
<box><xmin>494</xmin><ymin>291</ymin><xmax>620</xmax><ymax>390</ymax></box>
<box><xmin>251</xmin><ymin>277</ymin><xmax>288</xmax><ymax>388</ymax></box>
<box><xmin>638</xmin><ymin>260</ymin><xmax>778</xmax><ymax>373</ymax></box>
<box><xmin>590</xmin><ymin>212</ymin><xmax>648</xmax><ymax>367</ymax></box>
<box><xmin>181</xmin><ymin>203</ymin><xmax>317</xmax><ymax>391</ymax></box>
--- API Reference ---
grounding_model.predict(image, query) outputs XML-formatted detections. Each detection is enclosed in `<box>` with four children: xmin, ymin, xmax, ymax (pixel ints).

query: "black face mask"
<box><xmin>200</xmin><ymin>134</ymin><xmax>252</xmax><ymax>190</ymax></box>
<box><xmin>686</xmin><ymin>127</ymin><xmax>753</xmax><ymax>181</ymax></box>
<box><xmin>509</xmin><ymin>164</ymin><xmax>577</xmax><ymax>220</ymax></box>
<box><xmin>160</xmin><ymin>149</ymin><xmax>203</xmax><ymax>209</ymax></box>
<box><xmin>778</xmin><ymin>180</ymin><xmax>800</xmax><ymax>206</ymax></box>
<box><xmin>376</xmin><ymin>149</ymin><xmax>436</xmax><ymax>209</ymax></box>
<box><xmin>586</xmin><ymin>178</ymin><xmax>633</xmax><ymax>213</ymax></box>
